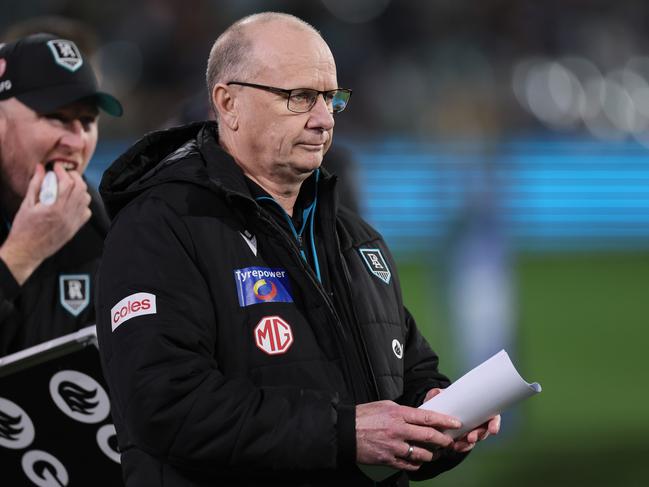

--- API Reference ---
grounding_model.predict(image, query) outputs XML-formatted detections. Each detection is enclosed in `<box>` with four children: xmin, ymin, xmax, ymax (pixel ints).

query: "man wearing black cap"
<box><xmin>0</xmin><ymin>33</ymin><xmax>122</xmax><ymax>356</ymax></box>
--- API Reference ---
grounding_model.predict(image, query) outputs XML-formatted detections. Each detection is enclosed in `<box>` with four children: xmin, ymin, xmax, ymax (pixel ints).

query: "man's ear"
<box><xmin>212</xmin><ymin>84</ymin><xmax>238</xmax><ymax>130</ymax></box>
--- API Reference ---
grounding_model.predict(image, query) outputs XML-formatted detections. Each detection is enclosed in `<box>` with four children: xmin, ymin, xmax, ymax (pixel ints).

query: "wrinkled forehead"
<box><xmin>248</xmin><ymin>23</ymin><xmax>337</xmax><ymax>84</ymax></box>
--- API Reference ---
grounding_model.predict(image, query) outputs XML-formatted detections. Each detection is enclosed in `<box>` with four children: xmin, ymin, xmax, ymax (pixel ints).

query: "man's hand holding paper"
<box><xmin>422</xmin><ymin>387</ymin><xmax>502</xmax><ymax>453</ymax></box>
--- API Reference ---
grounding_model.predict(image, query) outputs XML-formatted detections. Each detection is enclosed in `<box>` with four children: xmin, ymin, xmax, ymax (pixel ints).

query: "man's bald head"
<box><xmin>205</xmin><ymin>12</ymin><xmax>323</xmax><ymax>115</ymax></box>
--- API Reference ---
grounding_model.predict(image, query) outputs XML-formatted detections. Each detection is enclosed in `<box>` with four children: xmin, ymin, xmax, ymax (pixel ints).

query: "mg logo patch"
<box><xmin>47</xmin><ymin>39</ymin><xmax>83</xmax><ymax>72</ymax></box>
<box><xmin>254</xmin><ymin>316</ymin><xmax>294</xmax><ymax>355</ymax></box>
<box><xmin>59</xmin><ymin>274</ymin><xmax>89</xmax><ymax>316</ymax></box>
<box><xmin>359</xmin><ymin>248</ymin><xmax>391</xmax><ymax>284</ymax></box>
<box><xmin>0</xmin><ymin>397</ymin><xmax>35</xmax><ymax>450</ymax></box>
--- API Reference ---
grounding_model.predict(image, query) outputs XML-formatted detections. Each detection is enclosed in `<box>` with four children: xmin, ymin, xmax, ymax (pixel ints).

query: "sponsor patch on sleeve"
<box><xmin>110</xmin><ymin>292</ymin><xmax>156</xmax><ymax>332</ymax></box>
<box><xmin>234</xmin><ymin>267</ymin><xmax>293</xmax><ymax>307</ymax></box>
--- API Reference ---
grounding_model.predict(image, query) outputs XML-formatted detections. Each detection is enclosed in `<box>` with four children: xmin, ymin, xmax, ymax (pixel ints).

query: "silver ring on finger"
<box><xmin>404</xmin><ymin>444</ymin><xmax>414</xmax><ymax>460</ymax></box>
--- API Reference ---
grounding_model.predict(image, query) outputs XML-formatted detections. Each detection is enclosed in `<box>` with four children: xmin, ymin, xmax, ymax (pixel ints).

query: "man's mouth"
<box><xmin>46</xmin><ymin>160</ymin><xmax>79</xmax><ymax>171</ymax></box>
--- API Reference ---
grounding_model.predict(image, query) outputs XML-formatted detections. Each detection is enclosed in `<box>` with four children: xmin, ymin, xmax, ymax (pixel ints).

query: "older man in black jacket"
<box><xmin>96</xmin><ymin>12</ymin><xmax>498</xmax><ymax>487</ymax></box>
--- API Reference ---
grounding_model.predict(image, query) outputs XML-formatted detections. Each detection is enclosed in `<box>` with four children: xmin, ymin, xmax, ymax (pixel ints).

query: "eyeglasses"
<box><xmin>227</xmin><ymin>81</ymin><xmax>352</xmax><ymax>114</ymax></box>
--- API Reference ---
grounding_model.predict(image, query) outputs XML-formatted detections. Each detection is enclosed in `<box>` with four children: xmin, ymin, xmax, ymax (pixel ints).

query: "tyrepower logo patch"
<box><xmin>111</xmin><ymin>292</ymin><xmax>156</xmax><ymax>331</ymax></box>
<box><xmin>254</xmin><ymin>316</ymin><xmax>294</xmax><ymax>355</ymax></box>
<box><xmin>234</xmin><ymin>267</ymin><xmax>293</xmax><ymax>307</ymax></box>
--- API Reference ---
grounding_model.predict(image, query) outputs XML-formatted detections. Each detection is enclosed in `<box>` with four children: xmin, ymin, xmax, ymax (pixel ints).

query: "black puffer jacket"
<box><xmin>0</xmin><ymin>185</ymin><xmax>109</xmax><ymax>356</ymax></box>
<box><xmin>96</xmin><ymin>122</ymin><xmax>464</xmax><ymax>486</ymax></box>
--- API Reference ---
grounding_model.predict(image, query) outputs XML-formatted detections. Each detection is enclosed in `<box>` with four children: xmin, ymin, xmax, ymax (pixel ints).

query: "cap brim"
<box><xmin>17</xmin><ymin>84</ymin><xmax>123</xmax><ymax>117</ymax></box>
<box><xmin>94</xmin><ymin>92</ymin><xmax>123</xmax><ymax>117</ymax></box>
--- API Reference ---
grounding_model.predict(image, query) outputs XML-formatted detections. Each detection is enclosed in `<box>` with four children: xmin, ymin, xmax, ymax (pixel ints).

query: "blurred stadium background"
<box><xmin>3</xmin><ymin>1</ymin><xmax>647</xmax><ymax>485</ymax></box>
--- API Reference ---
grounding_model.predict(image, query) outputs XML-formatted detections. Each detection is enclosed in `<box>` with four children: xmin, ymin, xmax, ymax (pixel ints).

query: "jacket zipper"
<box><xmin>333</xmin><ymin>228</ymin><xmax>381</xmax><ymax>401</ymax></box>
<box><xmin>254</xmin><ymin>212</ymin><xmax>360</xmax><ymax>400</ymax></box>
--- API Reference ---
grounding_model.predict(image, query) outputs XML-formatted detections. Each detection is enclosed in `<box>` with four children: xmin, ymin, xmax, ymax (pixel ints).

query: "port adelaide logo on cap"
<box><xmin>47</xmin><ymin>39</ymin><xmax>83</xmax><ymax>72</ymax></box>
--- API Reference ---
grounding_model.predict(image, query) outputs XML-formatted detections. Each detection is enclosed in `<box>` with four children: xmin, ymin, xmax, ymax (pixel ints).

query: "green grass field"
<box><xmin>397</xmin><ymin>252</ymin><xmax>649</xmax><ymax>487</ymax></box>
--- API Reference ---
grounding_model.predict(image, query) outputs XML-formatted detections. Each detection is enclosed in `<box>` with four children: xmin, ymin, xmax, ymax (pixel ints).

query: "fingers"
<box><xmin>452</xmin><ymin>440</ymin><xmax>476</xmax><ymax>453</ymax></box>
<box><xmin>451</xmin><ymin>414</ymin><xmax>502</xmax><ymax>453</ymax></box>
<box><xmin>403</xmin><ymin>406</ymin><xmax>461</xmax><ymax>431</ymax></box>
<box><xmin>423</xmin><ymin>387</ymin><xmax>442</xmax><ymax>403</ymax></box>
<box><xmin>356</xmin><ymin>401</ymin><xmax>458</xmax><ymax>471</ymax></box>
<box><xmin>392</xmin><ymin>443</ymin><xmax>443</xmax><ymax>471</ymax></box>
<box><xmin>53</xmin><ymin>163</ymin><xmax>75</xmax><ymax>203</ymax></box>
<box><xmin>25</xmin><ymin>164</ymin><xmax>46</xmax><ymax>206</ymax></box>
<box><xmin>67</xmin><ymin>171</ymin><xmax>91</xmax><ymax>209</ymax></box>
<box><xmin>488</xmin><ymin>414</ymin><xmax>501</xmax><ymax>435</ymax></box>
<box><xmin>51</xmin><ymin>164</ymin><xmax>90</xmax><ymax>214</ymax></box>
<box><xmin>467</xmin><ymin>427</ymin><xmax>487</xmax><ymax>443</ymax></box>
<box><xmin>403</xmin><ymin>422</ymin><xmax>454</xmax><ymax>449</ymax></box>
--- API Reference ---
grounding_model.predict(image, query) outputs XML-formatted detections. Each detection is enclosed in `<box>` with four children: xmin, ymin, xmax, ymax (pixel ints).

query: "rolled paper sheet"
<box><xmin>360</xmin><ymin>349</ymin><xmax>541</xmax><ymax>482</ymax></box>
<box><xmin>419</xmin><ymin>349</ymin><xmax>541</xmax><ymax>439</ymax></box>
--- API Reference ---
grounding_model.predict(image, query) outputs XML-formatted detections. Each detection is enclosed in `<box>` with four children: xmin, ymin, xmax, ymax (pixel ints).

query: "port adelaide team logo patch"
<box><xmin>47</xmin><ymin>39</ymin><xmax>83</xmax><ymax>72</ymax></box>
<box><xmin>59</xmin><ymin>274</ymin><xmax>90</xmax><ymax>316</ymax></box>
<box><xmin>234</xmin><ymin>267</ymin><xmax>293</xmax><ymax>307</ymax></box>
<box><xmin>359</xmin><ymin>248</ymin><xmax>391</xmax><ymax>284</ymax></box>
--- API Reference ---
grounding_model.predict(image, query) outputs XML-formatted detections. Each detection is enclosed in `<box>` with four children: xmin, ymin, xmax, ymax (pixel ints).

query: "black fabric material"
<box><xmin>96</xmin><ymin>121</ymin><xmax>463</xmax><ymax>486</ymax></box>
<box><xmin>0</xmin><ymin>183</ymin><xmax>110</xmax><ymax>356</ymax></box>
<box><xmin>0</xmin><ymin>33</ymin><xmax>122</xmax><ymax>116</ymax></box>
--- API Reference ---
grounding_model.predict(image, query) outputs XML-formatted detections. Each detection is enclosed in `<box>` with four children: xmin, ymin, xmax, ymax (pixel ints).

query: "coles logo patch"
<box><xmin>111</xmin><ymin>292</ymin><xmax>156</xmax><ymax>331</ymax></box>
<box><xmin>254</xmin><ymin>316</ymin><xmax>294</xmax><ymax>355</ymax></box>
<box><xmin>234</xmin><ymin>267</ymin><xmax>293</xmax><ymax>307</ymax></box>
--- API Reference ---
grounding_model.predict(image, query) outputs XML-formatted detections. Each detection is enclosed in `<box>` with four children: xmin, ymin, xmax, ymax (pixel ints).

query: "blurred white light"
<box><xmin>321</xmin><ymin>0</ymin><xmax>391</xmax><ymax>23</ymax></box>
<box><xmin>625</xmin><ymin>57</ymin><xmax>649</xmax><ymax>81</ymax></box>
<box><xmin>611</xmin><ymin>69</ymin><xmax>649</xmax><ymax>134</ymax></box>
<box><xmin>548</xmin><ymin>63</ymin><xmax>582</xmax><ymax>120</ymax></box>
<box><xmin>560</xmin><ymin>57</ymin><xmax>601</xmax><ymax>116</ymax></box>
<box><xmin>629</xmin><ymin>84</ymin><xmax>649</xmax><ymax>119</ymax></box>
<box><xmin>512</xmin><ymin>53</ymin><xmax>649</xmax><ymax>142</ymax></box>
<box><xmin>524</xmin><ymin>61</ymin><xmax>581</xmax><ymax>129</ymax></box>
<box><xmin>512</xmin><ymin>57</ymin><xmax>540</xmax><ymax>111</ymax></box>
<box><xmin>601</xmin><ymin>76</ymin><xmax>635</xmax><ymax>133</ymax></box>
<box><xmin>582</xmin><ymin>78</ymin><xmax>626</xmax><ymax>140</ymax></box>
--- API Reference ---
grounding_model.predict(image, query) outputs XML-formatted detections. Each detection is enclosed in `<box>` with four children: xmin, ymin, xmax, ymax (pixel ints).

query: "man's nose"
<box><xmin>59</xmin><ymin>120</ymin><xmax>86</xmax><ymax>150</ymax></box>
<box><xmin>307</xmin><ymin>94</ymin><xmax>335</xmax><ymax>131</ymax></box>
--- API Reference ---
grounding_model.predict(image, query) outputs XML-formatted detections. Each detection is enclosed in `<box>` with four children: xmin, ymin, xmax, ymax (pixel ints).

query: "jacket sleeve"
<box><xmin>399</xmin><ymin>307</ymin><xmax>469</xmax><ymax>479</ymax></box>
<box><xmin>0</xmin><ymin>257</ymin><xmax>20</xmax><ymax>355</ymax></box>
<box><xmin>96</xmin><ymin>196</ymin><xmax>353</xmax><ymax>474</ymax></box>
<box><xmin>399</xmin><ymin>307</ymin><xmax>451</xmax><ymax>407</ymax></box>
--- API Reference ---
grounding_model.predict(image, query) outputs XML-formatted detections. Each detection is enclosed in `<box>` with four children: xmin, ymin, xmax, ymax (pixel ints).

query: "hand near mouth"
<box><xmin>0</xmin><ymin>162</ymin><xmax>92</xmax><ymax>285</ymax></box>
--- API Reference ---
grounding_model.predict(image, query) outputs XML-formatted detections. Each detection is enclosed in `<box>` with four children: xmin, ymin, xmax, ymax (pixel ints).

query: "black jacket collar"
<box><xmin>100</xmin><ymin>121</ymin><xmax>336</xmax><ymax>221</ymax></box>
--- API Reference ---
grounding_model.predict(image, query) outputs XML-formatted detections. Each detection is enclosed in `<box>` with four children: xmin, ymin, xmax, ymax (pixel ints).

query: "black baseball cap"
<box><xmin>0</xmin><ymin>33</ymin><xmax>122</xmax><ymax>116</ymax></box>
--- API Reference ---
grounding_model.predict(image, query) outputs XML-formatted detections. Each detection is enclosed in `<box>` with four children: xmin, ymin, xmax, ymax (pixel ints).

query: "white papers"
<box><xmin>359</xmin><ymin>349</ymin><xmax>541</xmax><ymax>481</ymax></box>
<box><xmin>419</xmin><ymin>349</ymin><xmax>541</xmax><ymax>439</ymax></box>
